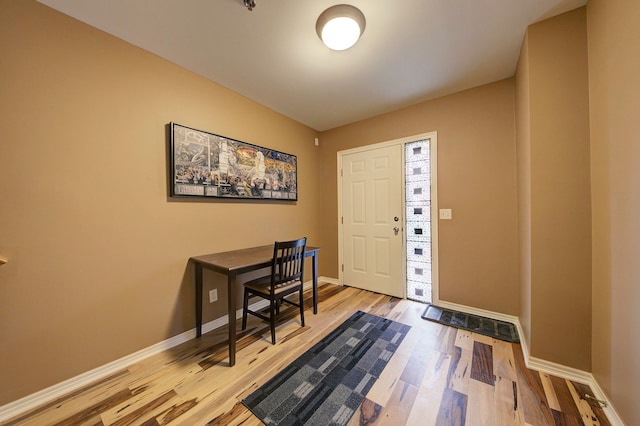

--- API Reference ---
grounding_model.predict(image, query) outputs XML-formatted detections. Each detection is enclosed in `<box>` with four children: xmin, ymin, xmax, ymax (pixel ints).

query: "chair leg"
<box><xmin>242</xmin><ymin>289</ymin><xmax>249</xmax><ymax>330</ymax></box>
<box><xmin>269</xmin><ymin>299</ymin><xmax>276</xmax><ymax>345</ymax></box>
<box><xmin>299</xmin><ymin>288</ymin><xmax>305</xmax><ymax>327</ymax></box>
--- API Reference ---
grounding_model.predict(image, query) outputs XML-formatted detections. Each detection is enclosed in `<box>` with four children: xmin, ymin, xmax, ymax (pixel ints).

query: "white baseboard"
<box><xmin>2</xmin><ymin>289</ymin><xmax>624</xmax><ymax>425</ymax></box>
<box><xmin>319</xmin><ymin>276</ymin><xmax>339</xmax><ymax>285</ymax></box>
<box><xmin>0</xmin><ymin>276</ymin><xmax>342</xmax><ymax>423</ymax></box>
<box><xmin>437</xmin><ymin>300</ymin><xmax>520</xmax><ymax>324</ymax></box>
<box><xmin>526</xmin><ymin>356</ymin><xmax>593</xmax><ymax>385</ymax></box>
<box><xmin>437</xmin><ymin>300</ymin><xmax>532</xmax><ymax>364</ymax></box>
<box><xmin>525</xmin><ymin>356</ymin><xmax>624</xmax><ymax>425</ymax></box>
<box><xmin>0</xmin><ymin>299</ymin><xmax>270</xmax><ymax>423</ymax></box>
<box><xmin>437</xmin><ymin>300</ymin><xmax>624</xmax><ymax>425</ymax></box>
<box><xmin>585</xmin><ymin>374</ymin><xmax>625</xmax><ymax>425</ymax></box>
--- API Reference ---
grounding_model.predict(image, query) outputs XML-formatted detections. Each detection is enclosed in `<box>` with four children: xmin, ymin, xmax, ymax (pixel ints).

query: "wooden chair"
<box><xmin>241</xmin><ymin>237</ymin><xmax>307</xmax><ymax>344</ymax></box>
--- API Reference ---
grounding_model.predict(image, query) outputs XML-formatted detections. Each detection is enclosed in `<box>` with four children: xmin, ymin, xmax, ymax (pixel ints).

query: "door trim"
<box><xmin>337</xmin><ymin>132</ymin><xmax>439</xmax><ymax>303</ymax></box>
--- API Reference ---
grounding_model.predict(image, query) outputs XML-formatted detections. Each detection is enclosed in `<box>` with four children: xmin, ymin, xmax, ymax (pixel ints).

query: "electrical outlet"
<box><xmin>439</xmin><ymin>208</ymin><xmax>452</xmax><ymax>220</ymax></box>
<box><xmin>209</xmin><ymin>289</ymin><xmax>218</xmax><ymax>303</ymax></box>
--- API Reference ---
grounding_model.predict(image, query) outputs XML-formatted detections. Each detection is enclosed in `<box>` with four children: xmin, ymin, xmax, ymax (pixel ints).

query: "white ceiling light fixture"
<box><xmin>316</xmin><ymin>4</ymin><xmax>366</xmax><ymax>51</ymax></box>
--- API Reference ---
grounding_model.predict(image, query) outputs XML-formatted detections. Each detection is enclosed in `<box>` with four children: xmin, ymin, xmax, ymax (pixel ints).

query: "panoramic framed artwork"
<box><xmin>169</xmin><ymin>122</ymin><xmax>298</xmax><ymax>200</ymax></box>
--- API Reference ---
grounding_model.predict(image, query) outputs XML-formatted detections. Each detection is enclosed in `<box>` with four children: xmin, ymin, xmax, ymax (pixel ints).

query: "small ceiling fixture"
<box><xmin>316</xmin><ymin>4</ymin><xmax>366</xmax><ymax>51</ymax></box>
<box><xmin>244</xmin><ymin>0</ymin><xmax>256</xmax><ymax>11</ymax></box>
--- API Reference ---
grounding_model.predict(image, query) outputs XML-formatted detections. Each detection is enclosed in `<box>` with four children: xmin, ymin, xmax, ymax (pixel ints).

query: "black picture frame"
<box><xmin>169</xmin><ymin>122</ymin><xmax>298</xmax><ymax>201</ymax></box>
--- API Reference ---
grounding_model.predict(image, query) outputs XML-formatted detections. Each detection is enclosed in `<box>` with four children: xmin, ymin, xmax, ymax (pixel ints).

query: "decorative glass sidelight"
<box><xmin>405</xmin><ymin>139</ymin><xmax>432</xmax><ymax>303</ymax></box>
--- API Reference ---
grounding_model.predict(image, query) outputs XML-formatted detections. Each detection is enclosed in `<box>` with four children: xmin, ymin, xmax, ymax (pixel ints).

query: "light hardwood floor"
<box><xmin>4</xmin><ymin>284</ymin><xmax>610</xmax><ymax>426</ymax></box>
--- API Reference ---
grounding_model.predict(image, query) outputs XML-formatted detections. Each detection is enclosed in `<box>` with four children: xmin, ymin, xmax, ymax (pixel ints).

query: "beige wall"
<box><xmin>515</xmin><ymin>8</ymin><xmax>592</xmax><ymax>371</ymax></box>
<box><xmin>3</xmin><ymin>1</ymin><xmax>638</xmax><ymax>423</ymax></box>
<box><xmin>317</xmin><ymin>79</ymin><xmax>519</xmax><ymax>316</ymax></box>
<box><xmin>515</xmin><ymin>33</ymin><xmax>532</xmax><ymax>346</ymax></box>
<box><xmin>516</xmin><ymin>3</ymin><xmax>640</xmax><ymax>422</ymax></box>
<box><xmin>587</xmin><ymin>0</ymin><xmax>640</xmax><ymax>424</ymax></box>
<box><xmin>0</xmin><ymin>1</ymin><xmax>320</xmax><ymax>404</ymax></box>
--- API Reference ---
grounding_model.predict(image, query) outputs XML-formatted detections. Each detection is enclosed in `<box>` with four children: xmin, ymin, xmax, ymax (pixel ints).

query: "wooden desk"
<box><xmin>190</xmin><ymin>245</ymin><xmax>320</xmax><ymax>366</ymax></box>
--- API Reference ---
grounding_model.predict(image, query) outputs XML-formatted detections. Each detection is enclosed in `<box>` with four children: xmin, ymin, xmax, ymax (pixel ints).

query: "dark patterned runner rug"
<box><xmin>421</xmin><ymin>304</ymin><xmax>520</xmax><ymax>343</ymax></box>
<box><xmin>242</xmin><ymin>310</ymin><xmax>411</xmax><ymax>425</ymax></box>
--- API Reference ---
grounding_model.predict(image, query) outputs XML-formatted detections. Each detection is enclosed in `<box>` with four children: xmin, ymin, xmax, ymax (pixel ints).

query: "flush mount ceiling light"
<box><xmin>316</xmin><ymin>4</ymin><xmax>366</xmax><ymax>51</ymax></box>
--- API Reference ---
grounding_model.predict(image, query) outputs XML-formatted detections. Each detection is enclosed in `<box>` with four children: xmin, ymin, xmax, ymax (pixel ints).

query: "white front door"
<box><xmin>340</xmin><ymin>144</ymin><xmax>404</xmax><ymax>298</ymax></box>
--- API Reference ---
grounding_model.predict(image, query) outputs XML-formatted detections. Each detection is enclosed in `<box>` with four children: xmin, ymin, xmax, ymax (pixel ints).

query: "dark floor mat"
<box><xmin>242</xmin><ymin>310</ymin><xmax>411</xmax><ymax>425</ymax></box>
<box><xmin>421</xmin><ymin>304</ymin><xmax>519</xmax><ymax>343</ymax></box>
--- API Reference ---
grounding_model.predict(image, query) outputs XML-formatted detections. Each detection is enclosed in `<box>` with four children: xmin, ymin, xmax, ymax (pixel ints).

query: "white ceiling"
<box><xmin>37</xmin><ymin>0</ymin><xmax>587</xmax><ymax>131</ymax></box>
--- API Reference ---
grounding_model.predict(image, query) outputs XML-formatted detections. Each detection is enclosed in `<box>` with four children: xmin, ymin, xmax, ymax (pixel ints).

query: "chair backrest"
<box><xmin>270</xmin><ymin>237</ymin><xmax>307</xmax><ymax>288</ymax></box>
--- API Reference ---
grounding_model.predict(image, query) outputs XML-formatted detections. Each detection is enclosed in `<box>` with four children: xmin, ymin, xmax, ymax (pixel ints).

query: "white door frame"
<box><xmin>337</xmin><ymin>132</ymin><xmax>439</xmax><ymax>304</ymax></box>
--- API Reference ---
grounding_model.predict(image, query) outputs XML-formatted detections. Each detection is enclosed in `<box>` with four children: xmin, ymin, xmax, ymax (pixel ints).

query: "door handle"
<box><xmin>393</xmin><ymin>226</ymin><xmax>400</xmax><ymax>235</ymax></box>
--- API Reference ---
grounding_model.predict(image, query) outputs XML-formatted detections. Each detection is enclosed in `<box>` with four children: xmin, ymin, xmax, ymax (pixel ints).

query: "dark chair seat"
<box><xmin>241</xmin><ymin>237</ymin><xmax>307</xmax><ymax>344</ymax></box>
<box><xmin>244</xmin><ymin>277</ymin><xmax>302</xmax><ymax>296</ymax></box>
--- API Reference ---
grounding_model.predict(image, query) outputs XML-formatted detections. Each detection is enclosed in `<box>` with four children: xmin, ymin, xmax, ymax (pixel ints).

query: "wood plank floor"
<box><xmin>3</xmin><ymin>284</ymin><xmax>610</xmax><ymax>426</ymax></box>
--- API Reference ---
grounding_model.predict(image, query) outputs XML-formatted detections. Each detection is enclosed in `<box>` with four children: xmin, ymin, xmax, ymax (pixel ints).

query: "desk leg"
<box><xmin>195</xmin><ymin>264</ymin><xmax>203</xmax><ymax>337</ymax></box>
<box><xmin>228</xmin><ymin>271</ymin><xmax>237</xmax><ymax>366</ymax></box>
<box><xmin>312</xmin><ymin>252</ymin><xmax>318</xmax><ymax>314</ymax></box>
